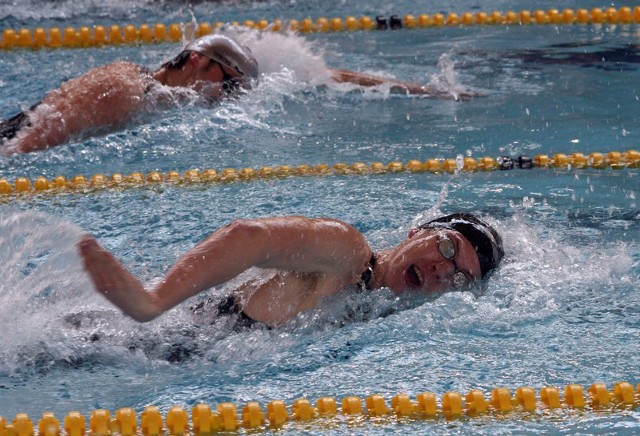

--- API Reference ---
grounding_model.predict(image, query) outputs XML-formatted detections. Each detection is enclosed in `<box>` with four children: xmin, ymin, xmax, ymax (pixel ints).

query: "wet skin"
<box><xmin>79</xmin><ymin>217</ymin><xmax>482</xmax><ymax>327</ymax></box>
<box><xmin>2</xmin><ymin>52</ymin><xmax>236</xmax><ymax>154</ymax></box>
<box><xmin>374</xmin><ymin>228</ymin><xmax>482</xmax><ymax>294</ymax></box>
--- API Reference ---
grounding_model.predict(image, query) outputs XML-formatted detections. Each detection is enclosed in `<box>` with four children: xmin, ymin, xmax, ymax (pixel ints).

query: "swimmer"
<box><xmin>0</xmin><ymin>34</ymin><xmax>258</xmax><ymax>155</ymax></box>
<box><xmin>1</xmin><ymin>33</ymin><xmax>466</xmax><ymax>155</ymax></box>
<box><xmin>78</xmin><ymin>213</ymin><xmax>503</xmax><ymax>328</ymax></box>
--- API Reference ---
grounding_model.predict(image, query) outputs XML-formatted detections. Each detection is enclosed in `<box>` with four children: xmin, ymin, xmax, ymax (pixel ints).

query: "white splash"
<box><xmin>424</xmin><ymin>52</ymin><xmax>474</xmax><ymax>100</ymax></box>
<box><xmin>0</xmin><ymin>211</ymin><xmax>99</xmax><ymax>374</ymax></box>
<box><xmin>218</xmin><ymin>26</ymin><xmax>331</xmax><ymax>83</ymax></box>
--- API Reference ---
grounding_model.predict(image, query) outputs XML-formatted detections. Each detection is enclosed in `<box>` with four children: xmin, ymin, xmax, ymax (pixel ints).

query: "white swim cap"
<box><xmin>185</xmin><ymin>34</ymin><xmax>259</xmax><ymax>81</ymax></box>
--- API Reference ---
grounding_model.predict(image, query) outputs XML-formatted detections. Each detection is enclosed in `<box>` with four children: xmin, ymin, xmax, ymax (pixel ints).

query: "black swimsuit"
<box><xmin>192</xmin><ymin>253</ymin><xmax>377</xmax><ymax>329</ymax></box>
<box><xmin>215</xmin><ymin>294</ymin><xmax>260</xmax><ymax>329</ymax></box>
<box><xmin>358</xmin><ymin>253</ymin><xmax>377</xmax><ymax>291</ymax></box>
<box><xmin>0</xmin><ymin>102</ymin><xmax>39</xmax><ymax>145</ymax></box>
<box><xmin>190</xmin><ymin>294</ymin><xmax>260</xmax><ymax>330</ymax></box>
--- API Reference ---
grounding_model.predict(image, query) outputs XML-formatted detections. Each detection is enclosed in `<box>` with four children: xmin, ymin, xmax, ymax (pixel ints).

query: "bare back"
<box><xmin>8</xmin><ymin>61</ymin><xmax>149</xmax><ymax>153</ymax></box>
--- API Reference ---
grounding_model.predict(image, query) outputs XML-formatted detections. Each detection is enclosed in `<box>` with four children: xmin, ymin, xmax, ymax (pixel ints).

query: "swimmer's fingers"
<box><xmin>77</xmin><ymin>234</ymin><xmax>101</xmax><ymax>259</ymax></box>
<box><xmin>413</xmin><ymin>84</ymin><xmax>483</xmax><ymax>100</ymax></box>
<box><xmin>78</xmin><ymin>235</ymin><xmax>156</xmax><ymax>321</ymax></box>
<box><xmin>390</xmin><ymin>81</ymin><xmax>431</xmax><ymax>95</ymax></box>
<box><xmin>78</xmin><ymin>235</ymin><xmax>131</xmax><ymax>293</ymax></box>
<box><xmin>453</xmin><ymin>89</ymin><xmax>485</xmax><ymax>100</ymax></box>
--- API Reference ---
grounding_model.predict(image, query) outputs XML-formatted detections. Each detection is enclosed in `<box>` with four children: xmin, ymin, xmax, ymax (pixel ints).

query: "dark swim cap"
<box><xmin>418</xmin><ymin>213</ymin><xmax>504</xmax><ymax>279</ymax></box>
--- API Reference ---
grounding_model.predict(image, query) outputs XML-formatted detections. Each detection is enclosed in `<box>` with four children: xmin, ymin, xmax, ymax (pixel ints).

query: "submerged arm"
<box><xmin>79</xmin><ymin>216</ymin><xmax>370</xmax><ymax>322</ymax></box>
<box><xmin>330</xmin><ymin>68</ymin><xmax>427</xmax><ymax>94</ymax></box>
<box><xmin>329</xmin><ymin>68</ymin><xmax>476</xmax><ymax>99</ymax></box>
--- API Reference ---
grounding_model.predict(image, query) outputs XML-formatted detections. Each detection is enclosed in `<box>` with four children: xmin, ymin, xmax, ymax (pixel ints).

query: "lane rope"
<box><xmin>0</xmin><ymin>150</ymin><xmax>638</xmax><ymax>200</ymax></box>
<box><xmin>1</xmin><ymin>382</ymin><xmax>638</xmax><ymax>434</ymax></box>
<box><xmin>1</xmin><ymin>7</ymin><xmax>637</xmax><ymax>429</ymax></box>
<box><xmin>2</xmin><ymin>6</ymin><xmax>640</xmax><ymax>50</ymax></box>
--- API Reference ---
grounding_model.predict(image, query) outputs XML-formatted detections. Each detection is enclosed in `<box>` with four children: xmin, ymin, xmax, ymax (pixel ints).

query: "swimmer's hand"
<box><xmin>398</xmin><ymin>83</ymin><xmax>481</xmax><ymax>100</ymax></box>
<box><xmin>78</xmin><ymin>235</ymin><xmax>160</xmax><ymax>322</ymax></box>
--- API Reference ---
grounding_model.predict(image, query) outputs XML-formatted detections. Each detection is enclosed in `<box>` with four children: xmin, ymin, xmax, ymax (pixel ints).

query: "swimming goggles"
<box><xmin>436</xmin><ymin>233</ymin><xmax>472</xmax><ymax>289</ymax></box>
<box><xmin>210</xmin><ymin>60</ymin><xmax>242</xmax><ymax>92</ymax></box>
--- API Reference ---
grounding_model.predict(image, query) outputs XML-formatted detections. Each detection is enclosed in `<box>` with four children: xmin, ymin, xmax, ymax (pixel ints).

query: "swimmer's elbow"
<box><xmin>0</xmin><ymin>144</ymin><xmax>15</xmax><ymax>156</ymax></box>
<box><xmin>1</xmin><ymin>137</ymin><xmax>28</xmax><ymax>155</ymax></box>
<box><xmin>224</xmin><ymin>218</ymin><xmax>269</xmax><ymax>242</ymax></box>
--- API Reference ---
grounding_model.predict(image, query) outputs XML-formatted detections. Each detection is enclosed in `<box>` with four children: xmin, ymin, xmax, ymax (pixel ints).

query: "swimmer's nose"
<box><xmin>431</xmin><ymin>260</ymin><xmax>455</xmax><ymax>281</ymax></box>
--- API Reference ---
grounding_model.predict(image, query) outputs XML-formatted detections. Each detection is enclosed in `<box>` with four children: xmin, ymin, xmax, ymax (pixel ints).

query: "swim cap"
<box><xmin>184</xmin><ymin>34</ymin><xmax>259</xmax><ymax>81</ymax></box>
<box><xmin>418</xmin><ymin>213</ymin><xmax>504</xmax><ymax>279</ymax></box>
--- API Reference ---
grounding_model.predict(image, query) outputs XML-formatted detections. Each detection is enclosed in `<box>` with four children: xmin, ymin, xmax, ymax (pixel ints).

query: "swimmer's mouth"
<box><xmin>406</xmin><ymin>264</ymin><xmax>423</xmax><ymax>288</ymax></box>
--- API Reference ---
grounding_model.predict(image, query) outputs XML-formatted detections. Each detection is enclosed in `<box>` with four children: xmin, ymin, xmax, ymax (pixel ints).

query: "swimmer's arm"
<box><xmin>79</xmin><ymin>236</ymin><xmax>158</xmax><ymax>322</ymax></box>
<box><xmin>79</xmin><ymin>217</ymin><xmax>370</xmax><ymax>322</ymax></box>
<box><xmin>151</xmin><ymin>217</ymin><xmax>369</xmax><ymax>307</ymax></box>
<box><xmin>329</xmin><ymin>68</ymin><xmax>432</xmax><ymax>95</ymax></box>
<box><xmin>329</xmin><ymin>68</ymin><xmax>477</xmax><ymax>99</ymax></box>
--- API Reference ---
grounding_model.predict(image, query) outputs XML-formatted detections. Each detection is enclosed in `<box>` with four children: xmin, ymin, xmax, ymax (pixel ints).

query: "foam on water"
<box><xmin>0</xmin><ymin>212</ymin><xmax>92</xmax><ymax>374</ymax></box>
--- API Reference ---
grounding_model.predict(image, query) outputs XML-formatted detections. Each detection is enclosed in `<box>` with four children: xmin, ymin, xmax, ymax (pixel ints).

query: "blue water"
<box><xmin>1</xmin><ymin>0</ymin><xmax>639</xmax><ymax>433</ymax></box>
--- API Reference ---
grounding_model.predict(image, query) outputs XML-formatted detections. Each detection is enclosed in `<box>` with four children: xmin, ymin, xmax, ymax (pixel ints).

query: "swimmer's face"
<box><xmin>382</xmin><ymin>229</ymin><xmax>481</xmax><ymax>294</ymax></box>
<box><xmin>186</xmin><ymin>53</ymin><xmax>244</xmax><ymax>98</ymax></box>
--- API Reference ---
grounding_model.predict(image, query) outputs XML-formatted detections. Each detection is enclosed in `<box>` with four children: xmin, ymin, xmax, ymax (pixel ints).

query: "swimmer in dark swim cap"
<box><xmin>416</xmin><ymin>213</ymin><xmax>504</xmax><ymax>280</ymax></box>
<box><xmin>1</xmin><ymin>33</ymin><xmax>472</xmax><ymax>155</ymax></box>
<box><xmin>79</xmin><ymin>213</ymin><xmax>504</xmax><ymax>328</ymax></box>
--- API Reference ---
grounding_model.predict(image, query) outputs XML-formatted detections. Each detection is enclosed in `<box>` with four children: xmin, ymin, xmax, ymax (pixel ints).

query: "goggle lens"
<box><xmin>436</xmin><ymin>234</ymin><xmax>471</xmax><ymax>289</ymax></box>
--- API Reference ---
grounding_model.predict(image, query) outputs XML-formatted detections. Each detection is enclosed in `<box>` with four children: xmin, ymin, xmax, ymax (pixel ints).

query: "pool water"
<box><xmin>0</xmin><ymin>0</ymin><xmax>639</xmax><ymax>433</ymax></box>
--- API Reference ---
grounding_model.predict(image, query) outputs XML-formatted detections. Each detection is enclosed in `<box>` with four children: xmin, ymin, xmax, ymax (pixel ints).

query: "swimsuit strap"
<box><xmin>358</xmin><ymin>252</ymin><xmax>377</xmax><ymax>291</ymax></box>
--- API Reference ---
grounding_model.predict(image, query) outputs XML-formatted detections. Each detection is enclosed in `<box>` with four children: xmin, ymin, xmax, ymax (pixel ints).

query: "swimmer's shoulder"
<box><xmin>71</xmin><ymin>61</ymin><xmax>152</xmax><ymax>99</ymax></box>
<box><xmin>104</xmin><ymin>62</ymin><xmax>150</xmax><ymax>81</ymax></box>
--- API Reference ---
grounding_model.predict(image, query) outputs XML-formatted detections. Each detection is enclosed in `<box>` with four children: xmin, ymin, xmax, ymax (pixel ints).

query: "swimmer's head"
<box><xmin>184</xmin><ymin>34</ymin><xmax>259</xmax><ymax>83</ymax></box>
<box><xmin>417</xmin><ymin>213</ymin><xmax>504</xmax><ymax>279</ymax></box>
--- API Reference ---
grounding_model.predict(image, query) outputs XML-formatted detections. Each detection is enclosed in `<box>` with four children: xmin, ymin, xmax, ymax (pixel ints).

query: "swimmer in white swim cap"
<box><xmin>157</xmin><ymin>34</ymin><xmax>259</xmax><ymax>97</ymax></box>
<box><xmin>153</xmin><ymin>33</ymin><xmax>259</xmax><ymax>102</ymax></box>
<box><xmin>0</xmin><ymin>33</ymin><xmax>259</xmax><ymax>154</ymax></box>
<box><xmin>184</xmin><ymin>34</ymin><xmax>259</xmax><ymax>83</ymax></box>
<box><xmin>1</xmin><ymin>33</ymin><xmax>469</xmax><ymax>155</ymax></box>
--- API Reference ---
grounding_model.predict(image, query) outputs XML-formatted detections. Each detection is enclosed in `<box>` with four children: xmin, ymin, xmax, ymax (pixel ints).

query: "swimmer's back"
<box><xmin>4</xmin><ymin>61</ymin><xmax>151</xmax><ymax>154</ymax></box>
